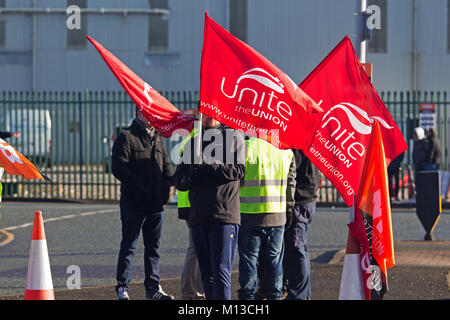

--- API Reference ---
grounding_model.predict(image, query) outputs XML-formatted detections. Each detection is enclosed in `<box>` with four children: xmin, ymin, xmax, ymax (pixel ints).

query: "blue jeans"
<box><xmin>116</xmin><ymin>208</ymin><xmax>164</xmax><ymax>295</ymax></box>
<box><xmin>238</xmin><ymin>221</ymin><xmax>285</xmax><ymax>300</ymax></box>
<box><xmin>191</xmin><ymin>222</ymin><xmax>239</xmax><ymax>300</ymax></box>
<box><xmin>440</xmin><ymin>171</ymin><xmax>450</xmax><ymax>198</ymax></box>
<box><xmin>284</xmin><ymin>201</ymin><xmax>316</xmax><ymax>300</ymax></box>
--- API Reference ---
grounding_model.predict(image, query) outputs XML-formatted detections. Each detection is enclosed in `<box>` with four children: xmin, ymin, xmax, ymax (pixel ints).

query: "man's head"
<box><xmin>136</xmin><ymin>108</ymin><xmax>153</xmax><ymax>130</ymax></box>
<box><xmin>426</xmin><ymin>128</ymin><xmax>437</xmax><ymax>139</ymax></box>
<box><xmin>201</xmin><ymin>113</ymin><xmax>220</xmax><ymax>128</ymax></box>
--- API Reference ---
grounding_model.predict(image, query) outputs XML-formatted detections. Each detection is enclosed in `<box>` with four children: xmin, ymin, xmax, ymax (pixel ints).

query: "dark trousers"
<box><xmin>191</xmin><ymin>222</ymin><xmax>239</xmax><ymax>300</ymax></box>
<box><xmin>283</xmin><ymin>201</ymin><xmax>316</xmax><ymax>300</ymax></box>
<box><xmin>116</xmin><ymin>208</ymin><xmax>164</xmax><ymax>295</ymax></box>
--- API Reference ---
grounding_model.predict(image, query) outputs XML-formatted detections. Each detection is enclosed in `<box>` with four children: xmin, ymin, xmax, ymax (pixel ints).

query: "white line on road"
<box><xmin>3</xmin><ymin>209</ymin><xmax>117</xmax><ymax>231</ymax></box>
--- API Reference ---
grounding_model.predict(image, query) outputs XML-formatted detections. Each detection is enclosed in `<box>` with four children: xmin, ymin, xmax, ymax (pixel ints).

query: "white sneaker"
<box><xmin>146</xmin><ymin>285</ymin><xmax>175</xmax><ymax>300</ymax></box>
<box><xmin>117</xmin><ymin>287</ymin><xmax>130</xmax><ymax>300</ymax></box>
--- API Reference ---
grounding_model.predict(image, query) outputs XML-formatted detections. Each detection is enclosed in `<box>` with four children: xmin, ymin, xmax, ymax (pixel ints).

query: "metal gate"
<box><xmin>0</xmin><ymin>90</ymin><xmax>448</xmax><ymax>204</ymax></box>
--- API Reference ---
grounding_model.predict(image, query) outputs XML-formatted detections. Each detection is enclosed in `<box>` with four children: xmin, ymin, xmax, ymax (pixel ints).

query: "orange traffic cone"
<box><xmin>24</xmin><ymin>210</ymin><xmax>54</xmax><ymax>300</ymax></box>
<box><xmin>338</xmin><ymin>230</ymin><xmax>365</xmax><ymax>300</ymax></box>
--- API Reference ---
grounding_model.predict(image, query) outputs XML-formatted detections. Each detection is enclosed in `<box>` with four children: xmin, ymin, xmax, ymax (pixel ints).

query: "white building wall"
<box><xmin>0</xmin><ymin>0</ymin><xmax>449</xmax><ymax>92</ymax></box>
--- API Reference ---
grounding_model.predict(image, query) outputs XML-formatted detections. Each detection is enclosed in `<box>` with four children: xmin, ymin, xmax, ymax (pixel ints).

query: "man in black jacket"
<box><xmin>111</xmin><ymin>109</ymin><xmax>174</xmax><ymax>300</ymax></box>
<box><xmin>174</xmin><ymin>114</ymin><xmax>246</xmax><ymax>300</ymax></box>
<box><xmin>412</xmin><ymin>127</ymin><xmax>428</xmax><ymax>172</ymax></box>
<box><xmin>283</xmin><ymin>149</ymin><xmax>320</xmax><ymax>300</ymax></box>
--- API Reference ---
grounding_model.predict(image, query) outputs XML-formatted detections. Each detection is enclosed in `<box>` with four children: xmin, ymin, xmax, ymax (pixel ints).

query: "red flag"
<box><xmin>87</xmin><ymin>36</ymin><xmax>194</xmax><ymax>137</ymax></box>
<box><xmin>348</xmin><ymin>121</ymin><xmax>395</xmax><ymax>300</ymax></box>
<box><xmin>300</xmin><ymin>36</ymin><xmax>407</xmax><ymax>206</ymax></box>
<box><xmin>0</xmin><ymin>138</ymin><xmax>45</xmax><ymax>180</ymax></box>
<box><xmin>199</xmin><ymin>12</ymin><xmax>323</xmax><ymax>150</ymax></box>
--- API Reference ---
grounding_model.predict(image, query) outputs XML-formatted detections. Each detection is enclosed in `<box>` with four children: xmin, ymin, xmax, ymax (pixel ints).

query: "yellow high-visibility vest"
<box><xmin>240</xmin><ymin>137</ymin><xmax>293</xmax><ymax>214</ymax></box>
<box><xmin>177</xmin><ymin>129</ymin><xmax>197</xmax><ymax>209</ymax></box>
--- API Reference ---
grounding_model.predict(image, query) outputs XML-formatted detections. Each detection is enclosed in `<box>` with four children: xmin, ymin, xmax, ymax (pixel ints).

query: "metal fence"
<box><xmin>0</xmin><ymin>90</ymin><xmax>448</xmax><ymax>204</ymax></box>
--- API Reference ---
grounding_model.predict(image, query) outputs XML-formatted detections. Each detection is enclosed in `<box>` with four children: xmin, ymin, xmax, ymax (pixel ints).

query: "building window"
<box><xmin>367</xmin><ymin>0</ymin><xmax>387</xmax><ymax>53</ymax></box>
<box><xmin>229</xmin><ymin>0</ymin><xmax>247</xmax><ymax>42</ymax></box>
<box><xmin>0</xmin><ymin>0</ymin><xmax>5</xmax><ymax>49</ymax></box>
<box><xmin>148</xmin><ymin>0</ymin><xmax>169</xmax><ymax>52</ymax></box>
<box><xmin>67</xmin><ymin>0</ymin><xmax>87</xmax><ymax>50</ymax></box>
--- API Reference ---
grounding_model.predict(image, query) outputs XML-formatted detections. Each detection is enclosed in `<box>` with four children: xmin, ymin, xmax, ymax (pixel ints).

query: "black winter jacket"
<box><xmin>112</xmin><ymin>119</ymin><xmax>174</xmax><ymax>213</ymax></box>
<box><xmin>412</xmin><ymin>139</ymin><xmax>429</xmax><ymax>171</ymax></box>
<box><xmin>0</xmin><ymin>131</ymin><xmax>13</xmax><ymax>139</ymax></box>
<box><xmin>292</xmin><ymin>149</ymin><xmax>320</xmax><ymax>204</ymax></box>
<box><xmin>173</xmin><ymin>125</ymin><xmax>246</xmax><ymax>226</ymax></box>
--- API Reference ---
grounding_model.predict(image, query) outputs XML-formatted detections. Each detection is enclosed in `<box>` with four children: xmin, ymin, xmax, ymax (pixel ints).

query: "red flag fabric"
<box><xmin>0</xmin><ymin>138</ymin><xmax>45</xmax><ymax>180</ymax></box>
<box><xmin>199</xmin><ymin>12</ymin><xmax>323</xmax><ymax>150</ymax></box>
<box><xmin>300</xmin><ymin>36</ymin><xmax>407</xmax><ymax>206</ymax></box>
<box><xmin>348</xmin><ymin>121</ymin><xmax>395</xmax><ymax>300</ymax></box>
<box><xmin>87</xmin><ymin>36</ymin><xmax>193</xmax><ymax>137</ymax></box>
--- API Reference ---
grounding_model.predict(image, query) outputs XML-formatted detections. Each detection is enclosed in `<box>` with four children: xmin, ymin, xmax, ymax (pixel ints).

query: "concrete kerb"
<box><xmin>447</xmin><ymin>271</ymin><xmax>450</xmax><ymax>291</ymax></box>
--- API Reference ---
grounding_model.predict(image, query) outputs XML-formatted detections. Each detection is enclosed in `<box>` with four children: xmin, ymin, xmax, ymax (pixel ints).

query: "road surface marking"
<box><xmin>3</xmin><ymin>209</ymin><xmax>117</xmax><ymax>232</ymax></box>
<box><xmin>0</xmin><ymin>229</ymin><xmax>14</xmax><ymax>246</ymax></box>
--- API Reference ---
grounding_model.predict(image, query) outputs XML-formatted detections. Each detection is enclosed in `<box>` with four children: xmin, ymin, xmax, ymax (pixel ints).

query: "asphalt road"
<box><xmin>0</xmin><ymin>201</ymin><xmax>449</xmax><ymax>298</ymax></box>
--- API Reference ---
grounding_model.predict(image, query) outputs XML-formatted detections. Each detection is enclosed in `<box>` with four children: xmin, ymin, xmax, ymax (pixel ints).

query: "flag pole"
<box><xmin>195</xmin><ymin>111</ymin><xmax>203</xmax><ymax>164</ymax></box>
<box><xmin>355</xmin><ymin>0</ymin><xmax>367</xmax><ymax>63</ymax></box>
<box><xmin>0</xmin><ymin>167</ymin><xmax>4</xmax><ymax>203</ymax></box>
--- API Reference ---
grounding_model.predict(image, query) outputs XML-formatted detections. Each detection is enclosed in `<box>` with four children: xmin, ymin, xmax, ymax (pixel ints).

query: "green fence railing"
<box><xmin>0</xmin><ymin>90</ymin><xmax>448</xmax><ymax>203</ymax></box>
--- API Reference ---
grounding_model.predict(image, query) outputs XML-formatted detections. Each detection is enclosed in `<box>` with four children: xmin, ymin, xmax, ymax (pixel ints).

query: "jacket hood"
<box><xmin>414</xmin><ymin>127</ymin><xmax>425</xmax><ymax>140</ymax></box>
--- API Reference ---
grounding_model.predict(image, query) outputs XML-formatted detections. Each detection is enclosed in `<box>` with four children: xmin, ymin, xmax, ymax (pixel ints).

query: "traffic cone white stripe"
<box><xmin>25</xmin><ymin>240</ymin><xmax>53</xmax><ymax>290</ymax></box>
<box><xmin>338</xmin><ymin>254</ymin><xmax>365</xmax><ymax>300</ymax></box>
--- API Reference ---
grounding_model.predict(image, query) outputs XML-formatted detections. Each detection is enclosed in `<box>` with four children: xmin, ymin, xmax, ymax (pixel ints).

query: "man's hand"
<box><xmin>285</xmin><ymin>208</ymin><xmax>293</xmax><ymax>230</ymax></box>
<box><xmin>174</xmin><ymin>174</ymin><xmax>191</xmax><ymax>191</ymax></box>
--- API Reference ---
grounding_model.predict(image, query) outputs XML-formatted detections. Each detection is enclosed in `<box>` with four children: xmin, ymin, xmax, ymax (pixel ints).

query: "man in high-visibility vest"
<box><xmin>238</xmin><ymin>137</ymin><xmax>296</xmax><ymax>300</ymax></box>
<box><xmin>176</xmin><ymin>129</ymin><xmax>205</xmax><ymax>300</ymax></box>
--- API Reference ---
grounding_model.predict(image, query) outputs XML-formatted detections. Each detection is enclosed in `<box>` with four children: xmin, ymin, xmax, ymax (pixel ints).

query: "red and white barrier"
<box><xmin>338</xmin><ymin>231</ymin><xmax>365</xmax><ymax>300</ymax></box>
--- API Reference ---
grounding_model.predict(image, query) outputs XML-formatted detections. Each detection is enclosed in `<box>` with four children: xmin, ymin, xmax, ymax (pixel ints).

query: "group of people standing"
<box><xmin>111</xmin><ymin>109</ymin><xmax>319</xmax><ymax>300</ymax></box>
<box><xmin>412</xmin><ymin>126</ymin><xmax>449</xmax><ymax>202</ymax></box>
<box><xmin>388</xmin><ymin>126</ymin><xmax>444</xmax><ymax>202</ymax></box>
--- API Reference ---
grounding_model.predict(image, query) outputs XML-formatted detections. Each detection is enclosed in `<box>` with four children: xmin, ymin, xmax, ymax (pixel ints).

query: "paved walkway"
<box><xmin>329</xmin><ymin>241</ymin><xmax>450</xmax><ymax>267</ymax></box>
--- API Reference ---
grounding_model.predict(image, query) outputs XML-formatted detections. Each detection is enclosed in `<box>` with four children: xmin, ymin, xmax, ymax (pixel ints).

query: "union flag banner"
<box><xmin>87</xmin><ymin>36</ymin><xmax>194</xmax><ymax>137</ymax></box>
<box><xmin>0</xmin><ymin>138</ymin><xmax>45</xmax><ymax>180</ymax></box>
<box><xmin>199</xmin><ymin>12</ymin><xmax>323</xmax><ymax>150</ymax></box>
<box><xmin>300</xmin><ymin>36</ymin><xmax>407</xmax><ymax>206</ymax></box>
<box><xmin>347</xmin><ymin>121</ymin><xmax>395</xmax><ymax>300</ymax></box>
